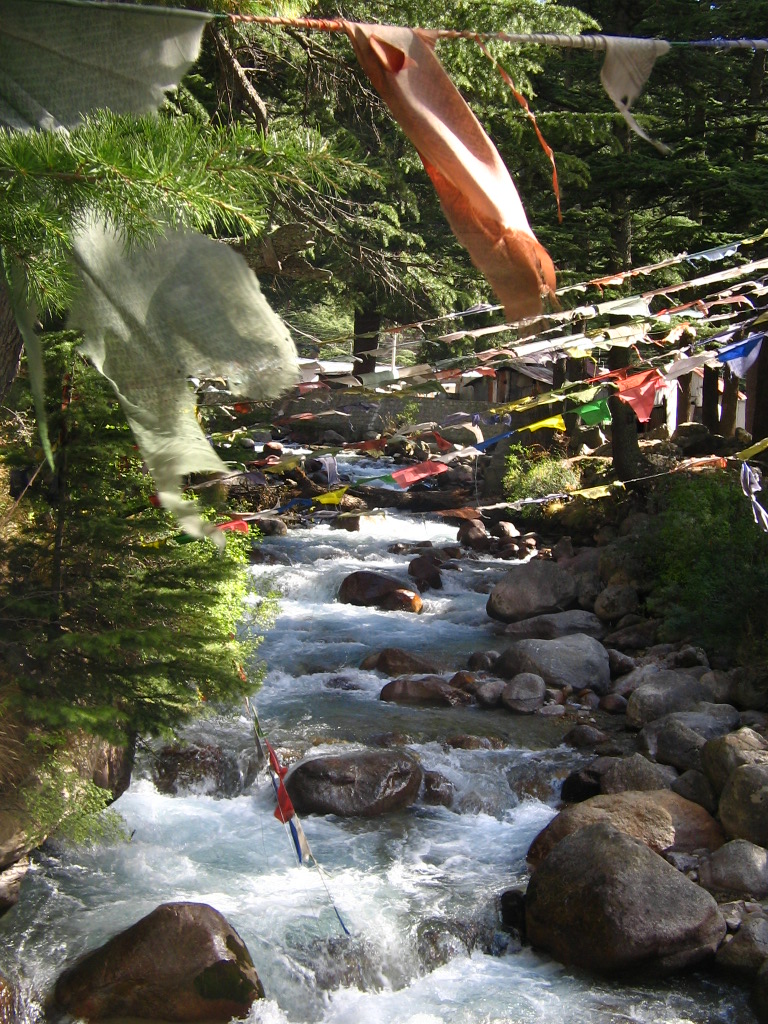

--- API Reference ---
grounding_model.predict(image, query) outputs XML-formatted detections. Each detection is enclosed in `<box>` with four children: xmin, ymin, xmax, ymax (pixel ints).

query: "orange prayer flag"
<box><xmin>343</xmin><ymin>22</ymin><xmax>556</xmax><ymax>320</ymax></box>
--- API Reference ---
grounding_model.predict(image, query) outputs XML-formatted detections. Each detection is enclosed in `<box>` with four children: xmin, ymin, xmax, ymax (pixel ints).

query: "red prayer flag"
<box><xmin>343</xmin><ymin>23</ymin><xmax>556</xmax><ymax>320</ymax></box>
<box><xmin>390</xmin><ymin>461</ymin><xmax>449</xmax><ymax>487</ymax></box>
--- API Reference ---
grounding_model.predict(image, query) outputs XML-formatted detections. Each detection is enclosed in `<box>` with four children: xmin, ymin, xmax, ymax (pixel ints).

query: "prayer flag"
<box><xmin>518</xmin><ymin>414</ymin><xmax>567</xmax><ymax>432</ymax></box>
<box><xmin>574</xmin><ymin>398</ymin><xmax>612</xmax><ymax>425</ymax></box>
<box><xmin>343</xmin><ymin>22</ymin><xmax>556</xmax><ymax>319</ymax></box>
<box><xmin>615</xmin><ymin>369</ymin><xmax>665</xmax><ymax>422</ymax></box>
<box><xmin>390</xmin><ymin>461</ymin><xmax>449</xmax><ymax>487</ymax></box>
<box><xmin>716</xmin><ymin>333</ymin><xmax>765</xmax><ymax>379</ymax></box>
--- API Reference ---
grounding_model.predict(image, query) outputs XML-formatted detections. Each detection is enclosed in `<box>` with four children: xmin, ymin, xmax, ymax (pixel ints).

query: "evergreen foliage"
<box><xmin>638</xmin><ymin>472</ymin><xmax>768</xmax><ymax>664</ymax></box>
<box><xmin>0</xmin><ymin>338</ymin><xmax>264</xmax><ymax>745</ymax></box>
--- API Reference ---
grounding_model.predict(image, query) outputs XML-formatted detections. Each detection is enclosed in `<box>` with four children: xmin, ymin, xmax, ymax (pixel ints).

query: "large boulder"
<box><xmin>698</xmin><ymin>840</ymin><xmax>768</xmax><ymax>899</ymax></box>
<box><xmin>337</xmin><ymin>571</ymin><xmax>423</xmax><ymax>613</ymax></box>
<box><xmin>486</xmin><ymin>562</ymin><xmax>578</xmax><ymax>623</ymax></box>
<box><xmin>500</xmin><ymin>674</ymin><xmax>547</xmax><ymax>714</ymax></box>
<box><xmin>501</xmin><ymin>609</ymin><xmax>606</xmax><ymax>641</ymax></box>
<box><xmin>638</xmin><ymin>710</ymin><xmax>737</xmax><ymax>772</ymax></box>
<box><xmin>54</xmin><ymin>903</ymin><xmax>263</xmax><ymax>1021</ymax></box>
<box><xmin>715</xmin><ymin>914</ymin><xmax>768</xmax><ymax>975</ymax></box>
<box><xmin>151</xmin><ymin>744</ymin><xmax>244</xmax><ymax>798</ymax></box>
<box><xmin>360</xmin><ymin>648</ymin><xmax>440</xmax><ymax>675</ymax></box>
<box><xmin>701</xmin><ymin>728</ymin><xmax>768</xmax><ymax>795</ymax></box>
<box><xmin>379</xmin><ymin>676</ymin><xmax>473</xmax><ymax>708</ymax></box>
<box><xmin>527</xmin><ymin>790</ymin><xmax>724</xmax><ymax>869</ymax></box>
<box><xmin>285</xmin><ymin>749</ymin><xmax>423</xmax><ymax>817</ymax></box>
<box><xmin>718</xmin><ymin>764</ymin><xmax>768</xmax><ymax>845</ymax></box>
<box><xmin>525</xmin><ymin>823</ymin><xmax>726</xmax><ymax>974</ymax></box>
<box><xmin>599</xmin><ymin>753</ymin><xmax>677</xmax><ymax>795</ymax></box>
<box><xmin>625</xmin><ymin>673</ymin><xmax>717</xmax><ymax>727</ymax></box>
<box><xmin>495</xmin><ymin>634</ymin><xmax>611</xmax><ymax>695</ymax></box>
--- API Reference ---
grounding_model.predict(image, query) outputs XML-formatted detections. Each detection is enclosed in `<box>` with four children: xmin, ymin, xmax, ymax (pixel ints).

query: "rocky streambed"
<box><xmin>1</xmin><ymin>495</ymin><xmax>767</xmax><ymax>1024</ymax></box>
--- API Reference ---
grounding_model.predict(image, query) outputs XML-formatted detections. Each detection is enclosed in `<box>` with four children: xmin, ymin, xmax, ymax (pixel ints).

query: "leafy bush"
<box><xmin>638</xmin><ymin>471</ymin><xmax>768</xmax><ymax>665</ymax></box>
<box><xmin>503</xmin><ymin>443</ymin><xmax>582</xmax><ymax>504</ymax></box>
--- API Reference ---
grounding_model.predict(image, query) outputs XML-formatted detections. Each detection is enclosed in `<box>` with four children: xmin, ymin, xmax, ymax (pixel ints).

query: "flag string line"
<box><xmin>221</xmin><ymin>15</ymin><xmax>768</xmax><ymax>52</ymax></box>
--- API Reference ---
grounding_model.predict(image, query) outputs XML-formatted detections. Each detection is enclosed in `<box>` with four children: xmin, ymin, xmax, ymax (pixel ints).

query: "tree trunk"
<box><xmin>676</xmin><ymin>372</ymin><xmax>692</xmax><ymax>428</ymax></box>
<box><xmin>719</xmin><ymin>366</ymin><xmax>739</xmax><ymax>437</ymax></box>
<box><xmin>353</xmin><ymin>303</ymin><xmax>381</xmax><ymax>378</ymax></box>
<box><xmin>749</xmin><ymin>337</ymin><xmax>768</xmax><ymax>441</ymax></box>
<box><xmin>607</xmin><ymin>348</ymin><xmax>642</xmax><ymax>480</ymax></box>
<box><xmin>701</xmin><ymin>365</ymin><xmax>720</xmax><ymax>432</ymax></box>
<box><xmin>0</xmin><ymin>277</ymin><xmax>23</xmax><ymax>401</ymax></box>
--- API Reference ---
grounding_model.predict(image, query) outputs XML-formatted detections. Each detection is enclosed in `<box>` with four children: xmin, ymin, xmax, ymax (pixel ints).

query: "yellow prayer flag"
<box><xmin>572</xmin><ymin>482</ymin><xmax>625</xmax><ymax>500</ymax></box>
<box><xmin>736</xmin><ymin>437</ymin><xmax>768</xmax><ymax>460</ymax></box>
<box><xmin>313</xmin><ymin>487</ymin><xmax>349</xmax><ymax>505</ymax></box>
<box><xmin>518</xmin><ymin>414</ymin><xmax>567</xmax><ymax>433</ymax></box>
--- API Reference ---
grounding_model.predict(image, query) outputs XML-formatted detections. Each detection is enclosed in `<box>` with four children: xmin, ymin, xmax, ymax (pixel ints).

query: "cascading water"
<box><xmin>0</xmin><ymin>508</ymin><xmax>756</xmax><ymax>1024</ymax></box>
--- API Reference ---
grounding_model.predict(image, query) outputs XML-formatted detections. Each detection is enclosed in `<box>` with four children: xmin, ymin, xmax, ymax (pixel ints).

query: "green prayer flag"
<box><xmin>574</xmin><ymin>398</ymin><xmax>612</xmax><ymax>425</ymax></box>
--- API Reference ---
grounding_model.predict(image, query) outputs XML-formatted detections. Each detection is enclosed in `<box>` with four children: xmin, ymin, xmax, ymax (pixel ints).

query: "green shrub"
<box><xmin>638</xmin><ymin>471</ymin><xmax>768</xmax><ymax>665</ymax></box>
<box><xmin>503</xmin><ymin>443</ymin><xmax>582</xmax><ymax>504</ymax></box>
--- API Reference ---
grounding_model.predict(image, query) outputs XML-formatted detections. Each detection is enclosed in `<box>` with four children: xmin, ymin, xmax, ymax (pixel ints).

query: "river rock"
<box><xmin>486</xmin><ymin>561</ymin><xmax>578</xmax><ymax>623</ymax></box>
<box><xmin>562</xmin><ymin>724</ymin><xmax>609</xmax><ymax>749</ymax></box>
<box><xmin>360</xmin><ymin>648</ymin><xmax>439</xmax><ymax>675</ymax></box>
<box><xmin>602</xmin><ymin>618</ymin><xmax>660</xmax><ymax>651</ymax></box>
<box><xmin>701</xmin><ymin>728</ymin><xmax>768</xmax><ymax>794</ymax></box>
<box><xmin>408</xmin><ymin>555</ymin><xmax>443</xmax><ymax>591</ymax></box>
<box><xmin>730</xmin><ymin>666</ymin><xmax>768</xmax><ymax>711</ymax></box>
<box><xmin>337</xmin><ymin>571</ymin><xmax>423</xmax><ymax>613</ymax></box>
<box><xmin>715</xmin><ymin>914</ymin><xmax>768</xmax><ymax>975</ymax></box>
<box><xmin>671</xmin><ymin>770</ymin><xmax>718</xmax><ymax>815</ymax></box>
<box><xmin>501</xmin><ymin>610</ymin><xmax>606</xmax><ymax>641</ymax></box>
<box><xmin>54</xmin><ymin>902</ymin><xmax>264</xmax><ymax>1021</ymax></box>
<box><xmin>754</xmin><ymin>960</ymin><xmax>768</xmax><ymax>1021</ymax></box>
<box><xmin>699</xmin><ymin>840</ymin><xmax>768</xmax><ymax>899</ymax></box>
<box><xmin>608</xmin><ymin>648</ymin><xmax>636</xmax><ymax>678</ymax></box>
<box><xmin>151</xmin><ymin>744</ymin><xmax>243</xmax><ymax>798</ymax></box>
<box><xmin>475</xmin><ymin>679</ymin><xmax>506</xmax><ymax>708</ymax></box>
<box><xmin>625</xmin><ymin>673</ymin><xmax>717</xmax><ymax>727</ymax></box>
<box><xmin>379</xmin><ymin>676</ymin><xmax>474</xmax><ymax>707</ymax></box>
<box><xmin>285</xmin><ymin>749</ymin><xmax>423</xmax><ymax>816</ymax></box>
<box><xmin>495</xmin><ymin>634</ymin><xmax>611</xmax><ymax>695</ymax></box>
<box><xmin>527</xmin><ymin>790</ymin><xmax>725</xmax><ymax>869</ymax></box>
<box><xmin>593</xmin><ymin>584</ymin><xmax>639</xmax><ymax>623</ymax></box>
<box><xmin>560</xmin><ymin>759</ymin><xmax>614</xmax><ymax>803</ymax></box>
<box><xmin>0</xmin><ymin>857</ymin><xmax>29</xmax><ymax>914</ymax></box>
<box><xmin>500</xmin><ymin>674</ymin><xmax>546</xmax><ymax>714</ymax></box>
<box><xmin>525</xmin><ymin>823</ymin><xmax>726</xmax><ymax>974</ymax></box>
<box><xmin>719</xmin><ymin>764</ymin><xmax>768</xmax><ymax>845</ymax></box>
<box><xmin>638</xmin><ymin>715</ymin><xmax>714</xmax><ymax>772</ymax></box>
<box><xmin>422</xmin><ymin>771</ymin><xmax>454</xmax><ymax>808</ymax></box>
<box><xmin>599</xmin><ymin>753</ymin><xmax>677</xmax><ymax>794</ymax></box>
<box><xmin>0</xmin><ymin>972</ymin><xmax>16</xmax><ymax>1024</ymax></box>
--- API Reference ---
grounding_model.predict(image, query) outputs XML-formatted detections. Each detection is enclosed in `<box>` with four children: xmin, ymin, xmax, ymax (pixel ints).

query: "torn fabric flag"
<box><xmin>343</xmin><ymin>22</ymin><xmax>556</xmax><ymax>320</ymax></box>
<box><xmin>600</xmin><ymin>36</ymin><xmax>671</xmax><ymax>154</ymax></box>
<box><xmin>615</xmin><ymin>369</ymin><xmax>665</xmax><ymax>422</ymax></box>
<box><xmin>574</xmin><ymin>398</ymin><xmax>612</xmax><ymax>425</ymax></box>
<box><xmin>390</xmin><ymin>461</ymin><xmax>450</xmax><ymax>487</ymax></box>
<box><xmin>740</xmin><ymin>462</ymin><xmax>768</xmax><ymax>533</ymax></box>
<box><xmin>0</xmin><ymin>0</ymin><xmax>210</xmax><ymax>131</ymax></box>
<box><xmin>715</xmin><ymin>333</ymin><xmax>765</xmax><ymax>379</ymax></box>
<box><xmin>517</xmin><ymin>413</ymin><xmax>567</xmax><ymax>433</ymax></box>
<box><xmin>69</xmin><ymin>219</ymin><xmax>300</xmax><ymax>546</ymax></box>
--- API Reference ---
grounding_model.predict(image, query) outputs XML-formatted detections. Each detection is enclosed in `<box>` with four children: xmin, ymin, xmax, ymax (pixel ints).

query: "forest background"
<box><xmin>0</xmin><ymin>0</ymin><xmax>766</xmax><ymax>837</ymax></box>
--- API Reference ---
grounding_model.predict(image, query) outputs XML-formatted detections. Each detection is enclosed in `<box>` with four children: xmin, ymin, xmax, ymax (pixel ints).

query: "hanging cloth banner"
<box><xmin>390</xmin><ymin>460</ymin><xmax>450</xmax><ymax>487</ymax></box>
<box><xmin>0</xmin><ymin>0</ymin><xmax>211</xmax><ymax>131</ymax></box>
<box><xmin>312</xmin><ymin>487</ymin><xmax>349</xmax><ymax>505</ymax></box>
<box><xmin>662</xmin><ymin>352</ymin><xmax>714</xmax><ymax>380</ymax></box>
<box><xmin>615</xmin><ymin>369</ymin><xmax>665</xmax><ymax>422</ymax></box>
<box><xmin>715</xmin><ymin>333</ymin><xmax>765</xmax><ymax>379</ymax></box>
<box><xmin>517</xmin><ymin>413</ymin><xmax>567</xmax><ymax>433</ymax></box>
<box><xmin>737</xmin><ymin>437</ymin><xmax>768</xmax><ymax>460</ymax></box>
<box><xmin>740</xmin><ymin>462</ymin><xmax>768</xmax><ymax>533</ymax></box>
<box><xmin>573</xmin><ymin>398</ymin><xmax>612</xmax><ymax>425</ymax></box>
<box><xmin>343</xmin><ymin>22</ymin><xmax>556</xmax><ymax>320</ymax></box>
<box><xmin>600</xmin><ymin>37</ymin><xmax>671</xmax><ymax>154</ymax></box>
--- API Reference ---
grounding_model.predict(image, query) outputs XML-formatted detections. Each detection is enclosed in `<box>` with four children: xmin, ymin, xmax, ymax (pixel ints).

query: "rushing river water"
<box><xmin>1</xmin><ymin>508</ymin><xmax>757</xmax><ymax>1023</ymax></box>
